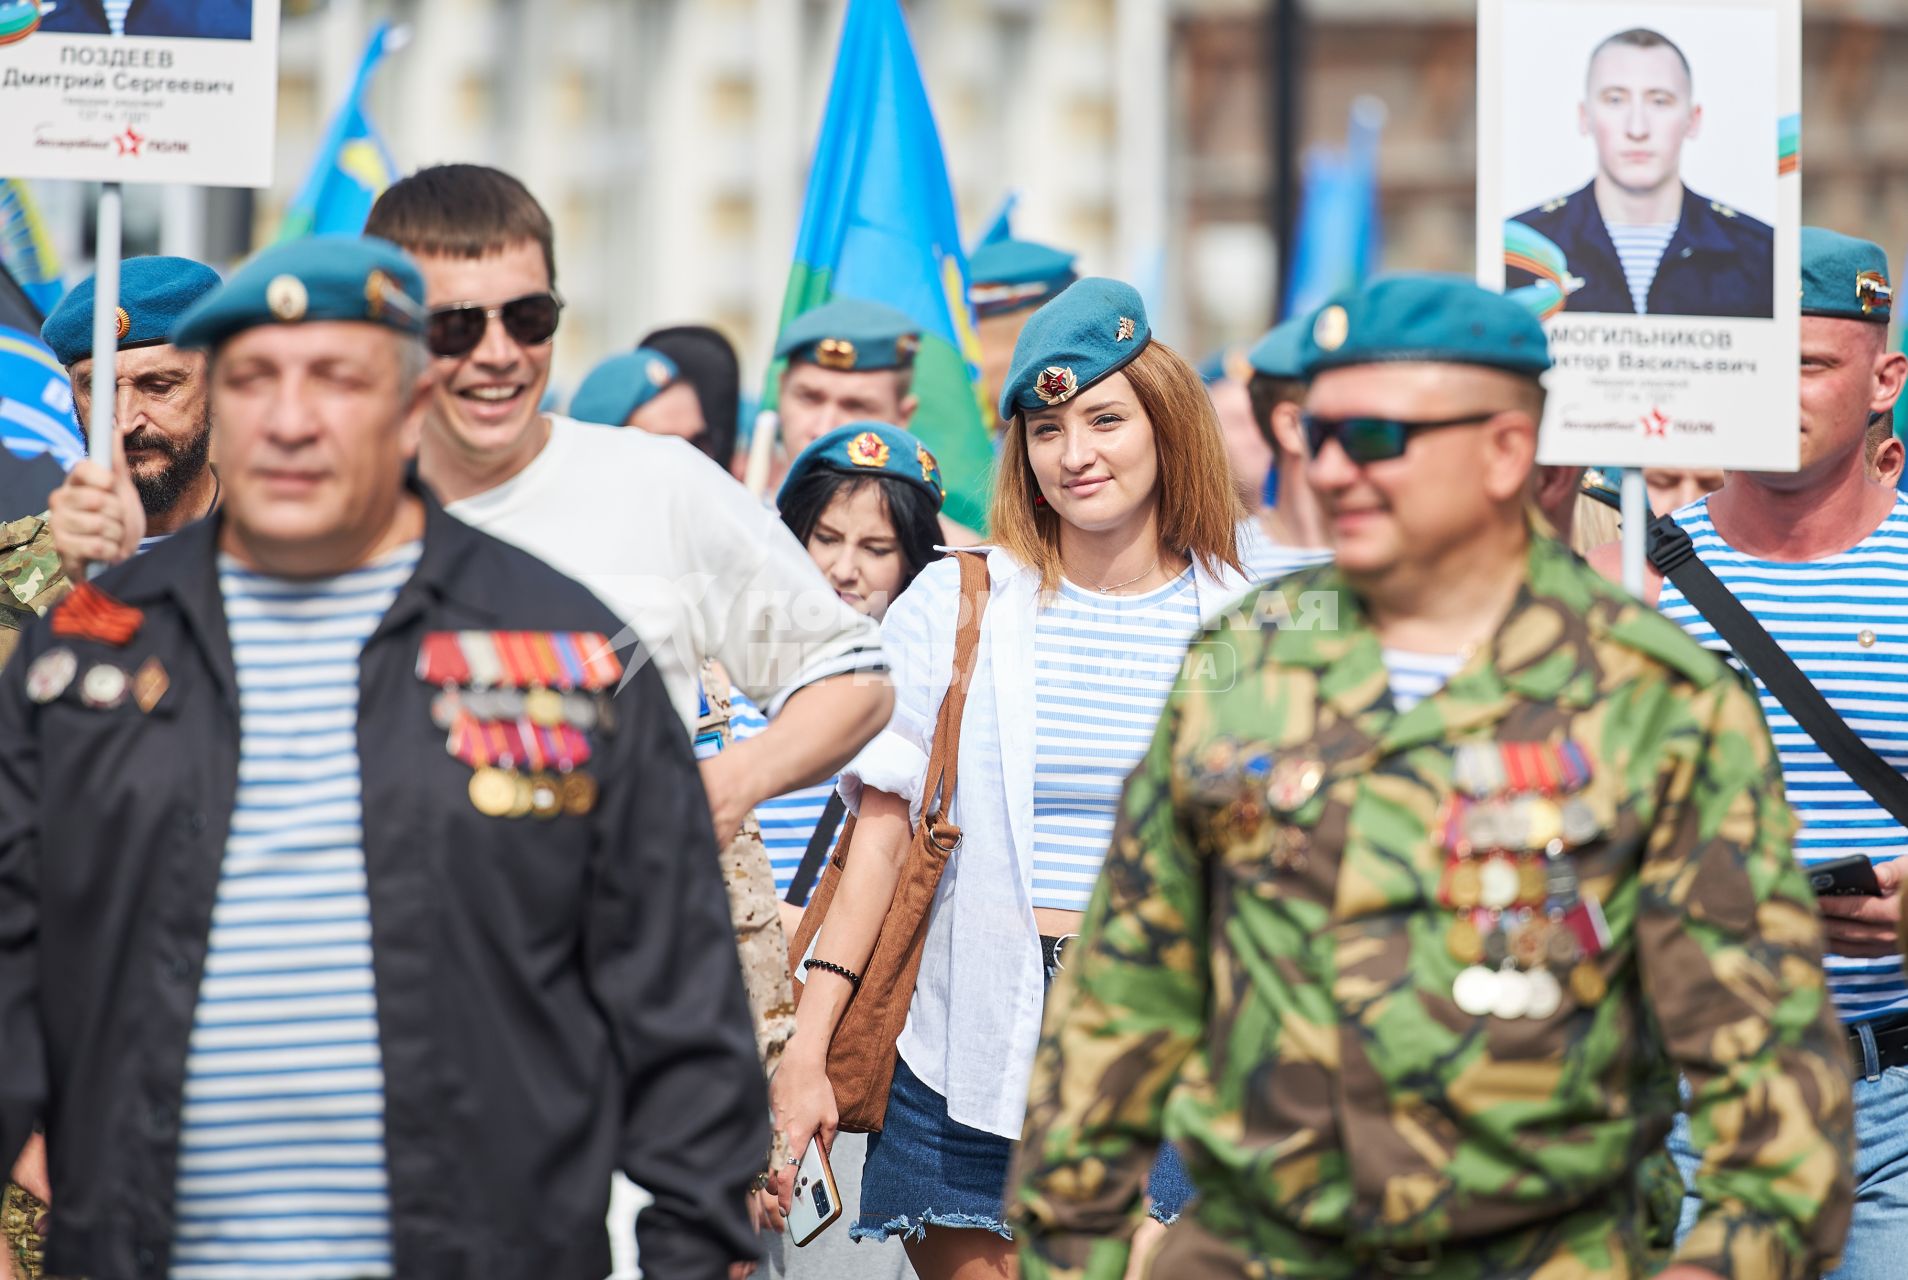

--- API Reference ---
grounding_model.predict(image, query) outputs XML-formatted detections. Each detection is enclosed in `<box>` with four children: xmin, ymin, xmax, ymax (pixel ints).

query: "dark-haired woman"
<box><xmin>770</xmin><ymin>279</ymin><xmax>1256</xmax><ymax>1280</ymax></box>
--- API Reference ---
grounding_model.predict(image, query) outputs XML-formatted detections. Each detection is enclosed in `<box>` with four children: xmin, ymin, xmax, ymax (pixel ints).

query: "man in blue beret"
<box><xmin>1012</xmin><ymin>274</ymin><xmax>1850</xmax><ymax>1280</ymax></box>
<box><xmin>0</xmin><ymin>234</ymin><xmax>770</xmax><ymax>1280</ymax></box>
<box><xmin>1505</xmin><ymin>28</ymin><xmax>1773</xmax><ymax>319</ymax></box>
<box><xmin>970</xmin><ymin>237</ymin><xmax>1077</xmax><ymax>426</ymax></box>
<box><xmin>568</xmin><ymin>345</ymin><xmax>697</xmax><ymax>438</ymax></box>
<box><xmin>0</xmin><ymin>256</ymin><xmax>223</xmax><ymax>674</ymax></box>
<box><xmin>1590</xmin><ymin>226</ymin><xmax>1908</xmax><ymax>1278</ymax></box>
<box><xmin>771</xmin><ymin>296</ymin><xmax>920</xmax><ymax>477</ymax></box>
<box><xmin>1237</xmin><ymin>314</ymin><xmax>1333</xmax><ymax>581</ymax></box>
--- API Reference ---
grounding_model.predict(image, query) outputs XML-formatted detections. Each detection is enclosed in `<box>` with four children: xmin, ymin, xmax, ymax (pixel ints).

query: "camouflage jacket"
<box><xmin>1010</xmin><ymin>534</ymin><xmax>1853</xmax><ymax>1280</ymax></box>
<box><xmin>0</xmin><ymin>513</ymin><xmax>69</xmax><ymax>671</ymax></box>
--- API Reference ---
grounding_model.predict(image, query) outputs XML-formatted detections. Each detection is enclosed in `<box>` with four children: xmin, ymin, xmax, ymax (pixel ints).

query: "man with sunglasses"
<box><xmin>1010</xmin><ymin>275</ymin><xmax>1852</xmax><ymax>1280</ymax></box>
<box><xmin>362</xmin><ymin>166</ymin><xmax>891</xmax><ymax>852</ymax></box>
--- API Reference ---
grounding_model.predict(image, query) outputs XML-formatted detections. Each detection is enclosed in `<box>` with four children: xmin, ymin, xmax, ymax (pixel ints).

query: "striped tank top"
<box><xmin>1031</xmin><ymin>569</ymin><xmax>1202</xmax><ymax>911</ymax></box>
<box><xmin>170</xmin><ymin>544</ymin><xmax>419</xmax><ymax>1279</ymax></box>
<box><xmin>1658</xmin><ymin>495</ymin><xmax>1908</xmax><ymax>1023</ymax></box>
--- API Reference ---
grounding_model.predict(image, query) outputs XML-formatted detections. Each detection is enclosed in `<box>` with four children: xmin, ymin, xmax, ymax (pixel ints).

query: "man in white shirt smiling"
<box><xmin>363</xmin><ymin>165</ymin><xmax>893</xmax><ymax>846</ymax></box>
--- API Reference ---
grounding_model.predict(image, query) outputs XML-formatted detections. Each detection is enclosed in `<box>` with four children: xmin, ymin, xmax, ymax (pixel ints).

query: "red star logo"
<box><xmin>114</xmin><ymin>126</ymin><xmax>144</xmax><ymax>157</ymax></box>
<box><xmin>1640</xmin><ymin>406</ymin><xmax>1669</xmax><ymax>438</ymax></box>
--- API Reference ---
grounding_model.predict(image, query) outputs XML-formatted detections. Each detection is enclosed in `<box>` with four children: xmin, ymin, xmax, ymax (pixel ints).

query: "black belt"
<box><xmin>1040</xmin><ymin>933</ymin><xmax>1078</xmax><ymax>977</ymax></box>
<box><xmin>1848</xmin><ymin>1011</ymin><xmax>1908</xmax><ymax>1076</ymax></box>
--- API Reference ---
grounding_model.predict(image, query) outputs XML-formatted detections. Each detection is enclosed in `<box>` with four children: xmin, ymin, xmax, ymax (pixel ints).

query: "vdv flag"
<box><xmin>1283</xmin><ymin>96</ymin><xmax>1387</xmax><ymax>319</ymax></box>
<box><xmin>276</xmin><ymin>23</ymin><xmax>407</xmax><ymax>242</ymax></box>
<box><xmin>771</xmin><ymin>0</ymin><xmax>992</xmax><ymax>533</ymax></box>
<box><xmin>0</xmin><ymin>179</ymin><xmax>63</xmax><ymax>319</ymax></box>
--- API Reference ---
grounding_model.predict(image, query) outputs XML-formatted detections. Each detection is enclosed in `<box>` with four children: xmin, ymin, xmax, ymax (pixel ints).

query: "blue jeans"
<box><xmin>1669</xmin><ymin>1022</ymin><xmax>1908</xmax><ymax>1279</ymax></box>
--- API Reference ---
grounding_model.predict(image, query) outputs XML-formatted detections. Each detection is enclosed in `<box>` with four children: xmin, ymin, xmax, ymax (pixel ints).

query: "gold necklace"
<box><xmin>1072</xmin><ymin>556</ymin><xmax>1160</xmax><ymax>595</ymax></box>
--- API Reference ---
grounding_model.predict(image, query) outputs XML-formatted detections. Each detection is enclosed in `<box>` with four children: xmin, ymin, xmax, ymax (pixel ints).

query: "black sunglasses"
<box><xmin>1299</xmin><ymin>411</ymin><xmax>1501</xmax><ymax>464</ymax></box>
<box><xmin>425</xmin><ymin>291</ymin><xmax>564</xmax><ymax>359</ymax></box>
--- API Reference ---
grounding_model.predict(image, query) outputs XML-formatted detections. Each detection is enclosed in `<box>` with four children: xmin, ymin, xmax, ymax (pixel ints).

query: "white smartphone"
<box><xmin>787</xmin><ymin>1139</ymin><xmax>842</xmax><ymax>1247</ymax></box>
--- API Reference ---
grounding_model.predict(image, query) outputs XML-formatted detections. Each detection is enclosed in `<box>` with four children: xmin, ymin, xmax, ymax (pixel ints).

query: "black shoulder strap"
<box><xmin>1647</xmin><ymin>513</ymin><xmax>1908</xmax><ymax>828</ymax></box>
<box><xmin>785</xmin><ymin>792</ymin><xmax>847</xmax><ymax>906</ymax></box>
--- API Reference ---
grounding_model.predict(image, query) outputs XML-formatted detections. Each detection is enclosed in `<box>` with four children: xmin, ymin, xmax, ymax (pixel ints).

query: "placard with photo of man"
<box><xmin>1505</xmin><ymin>26</ymin><xmax>1772</xmax><ymax>319</ymax></box>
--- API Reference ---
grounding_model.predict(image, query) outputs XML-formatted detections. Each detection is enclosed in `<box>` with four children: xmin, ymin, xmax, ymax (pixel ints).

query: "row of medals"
<box><xmin>1440</xmin><ymin>741</ymin><xmax>1610</xmax><ymax>1021</ymax></box>
<box><xmin>418</xmin><ymin>631</ymin><xmax>618</xmax><ymax>820</ymax></box>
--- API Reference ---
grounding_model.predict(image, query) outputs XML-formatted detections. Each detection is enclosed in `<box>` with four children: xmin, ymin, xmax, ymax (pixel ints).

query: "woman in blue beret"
<box><xmin>770</xmin><ymin>279</ymin><xmax>1256</xmax><ymax>1277</ymax></box>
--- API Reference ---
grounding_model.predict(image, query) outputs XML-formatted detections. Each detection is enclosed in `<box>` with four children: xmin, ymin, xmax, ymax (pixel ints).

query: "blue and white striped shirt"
<box><xmin>1659</xmin><ymin>496</ymin><xmax>1908</xmax><ymax>1024</ymax></box>
<box><xmin>104</xmin><ymin>0</ymin><xmax>133</xmax><ymax>35</ymax></box>
<box><xmin>171</xmin><ymin>544</ymin><xmax>419</xmax><ymax>1280</ymax></box>
<box><xmin>1236</xmin><ymin>516</ymin><xmax>1333</xmax><ymax>585</ymax></box>
<box><xmin>1607</xmin><ymin>221</ymin><xmax>1679</xmax><ymax>315</ymax></box>
<box><xmin>692</xmin><ymin>684</ymin><xmax>837</xmax><ymax>902</ymax></box>
<box><xmin>1031</xmin><ymin>570</ymin><xmax>1201</xmax><ymax>910</ymax></box>
<box><xmin>1383</xmin><ymin>648</ymin><xmax>1466</xmax><ymax>714</ymax></box>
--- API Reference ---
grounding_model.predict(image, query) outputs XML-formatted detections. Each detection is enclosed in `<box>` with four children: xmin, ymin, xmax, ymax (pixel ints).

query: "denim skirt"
<box><xmin>851</xmin><ymin>1054</ymin><xmax>1194</xmax><ymax>1242</ymax></box>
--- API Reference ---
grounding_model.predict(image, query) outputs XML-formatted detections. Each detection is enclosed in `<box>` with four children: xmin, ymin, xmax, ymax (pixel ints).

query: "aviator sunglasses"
<box><xmin>1300</xmin><ymin>410</ymin><xmax>1502</xmax><ymax>464</ymax></box>
<box><xmin>425</xmin><ymin>291</ymin><xmax>565</xmax><ymax>359</ymax></box>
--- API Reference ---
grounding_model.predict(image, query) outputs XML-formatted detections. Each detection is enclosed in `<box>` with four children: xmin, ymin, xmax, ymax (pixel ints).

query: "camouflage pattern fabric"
<box><xmin>699</xmin><ymin>662</ymin><xmax>796</xmax><ymax>1171</ymax></box>
<box><xmin>0</xmin><ymin>514</ymin><xmax>70</xmax><ymax>672</ymax></box>
<box><xmin>1009</xmin><ymin>534</ymin><xmax>1854</xmax><ymax>1280</ymax></box>
<box><xmin>2</xmin><ymin>1181</ymin><xmax>44</xmax><ymax>1279</ymax></box>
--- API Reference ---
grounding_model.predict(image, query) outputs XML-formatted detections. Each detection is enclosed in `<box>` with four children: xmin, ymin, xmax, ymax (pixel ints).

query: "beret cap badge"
<box><xmin>1858</xmin><ymin>270</ymin><xmax>1893</xmax><ymax>317</ymax></box>
<box><xmin>1115</xmin><ymin>316</ymin><xmax>1135</xmax><ymax>342</ymax></box>
<box><xmin>917</xmin><ymin>444</ymin><xmax>940</xmax><ymax>488</ymax></box>
<box><xmin>113</xmin><ymin>308</ymin><xmax>131</xmax><ymax>341</ymax></box>
<box><xmin>846</xmin><ymin>431</ymin><xmax>892</xmax><ymax>468</ymax></box>
<box><xmin>645</xmin><ymin>358</ymin><xmax>672</xmax><ymax>387</ymax></box>
<box><xmin>815</xmin><ymin>337</ymin><xmax>858</xmax><ymax>371</ymax></box>
<box><xmin>1034</xmin><ymin>366</ymin><xmax>1079</xmax><ymax>406</ymax></box>
<box><xmin>266</xmin><ymin>275</ymin><xmax>309</xmax><ymax>323</ymax></box>
<box><xmin>1313</xmin><ymin>305</ymin><xmax>1350</xmax><ymax>353</ymax></box>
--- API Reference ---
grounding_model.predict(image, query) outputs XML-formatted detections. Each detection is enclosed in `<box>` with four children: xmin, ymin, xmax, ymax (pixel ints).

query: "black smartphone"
<box><xmin>1809</xmin><ymin>854</ymin><xmax>1884</xmax><ymax>898</ymax></box>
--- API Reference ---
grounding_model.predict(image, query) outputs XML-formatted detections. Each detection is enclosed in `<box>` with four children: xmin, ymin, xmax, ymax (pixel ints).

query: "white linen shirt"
<box><xmin>838</xmin><ymin>545</ymin><xmax>1260</xmax><ymax>1139</ymax></box>
<box><xmin>446</xmin><ymin>416</ymin><xmax>884</xmax><ymax>731</ymax></box>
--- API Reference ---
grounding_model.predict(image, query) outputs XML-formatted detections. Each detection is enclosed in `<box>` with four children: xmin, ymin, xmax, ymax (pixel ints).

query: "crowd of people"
<box><xmin>0</xmin><ymin>155</ymin><xmax>1902</xmax><ymax>1280</ymax></box>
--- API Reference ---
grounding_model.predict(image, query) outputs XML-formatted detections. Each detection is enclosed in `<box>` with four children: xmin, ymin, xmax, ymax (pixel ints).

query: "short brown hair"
<box><xmin>1246</xmin><ymin>372</ymin><xmax>1305</xmax><ymax>455</ymax></box>
<box><xmin>365</xmin><ymin>164</ymin><xmax>557</xmax><ymax>288</ymax></box>
<box><xmin>1590</xmin><ymin>28</ymin><xmax>1691</xmax><ymax>87</ymax></box>
<box><xmin>1867</xmin><ymin>412</ymin><xmax>1895</xmax><ymax>464</ymax></box>
<box><xmin>991</xmin><ymin>341</ymin><xmax>1244</xmax><ymax>592</ymax></box>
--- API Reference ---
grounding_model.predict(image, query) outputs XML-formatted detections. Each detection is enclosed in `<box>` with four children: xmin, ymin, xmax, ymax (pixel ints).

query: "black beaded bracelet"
<box><xmin>803</xmin><ymin>958</ymin><xmax>863</xmax><ymax>989</ymax></box>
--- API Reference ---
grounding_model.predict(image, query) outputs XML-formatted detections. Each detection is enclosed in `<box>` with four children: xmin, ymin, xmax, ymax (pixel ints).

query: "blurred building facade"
<box><xmin>25</xmin><ymin>0</ymin><xmax>1908</xmax><ymax>393</ymax></box>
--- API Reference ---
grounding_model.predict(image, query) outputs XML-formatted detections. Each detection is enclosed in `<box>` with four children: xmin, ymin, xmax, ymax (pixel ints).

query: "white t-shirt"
<box><xmin>445</xmin><ymin>417</ymin><xmax>884</xmax><ymax>731</ymax></box>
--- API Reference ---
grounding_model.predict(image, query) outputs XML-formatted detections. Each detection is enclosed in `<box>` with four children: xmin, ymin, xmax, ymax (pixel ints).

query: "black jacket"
<box><xmin>1507</xmin><ymin>180</ymin><xmax>1775</xmax><ymax>319</ymax></box>
<box><xmin>0</xmin><ymin>491</ymin><xmax>767</xmax><ymax>1278</ymax></box>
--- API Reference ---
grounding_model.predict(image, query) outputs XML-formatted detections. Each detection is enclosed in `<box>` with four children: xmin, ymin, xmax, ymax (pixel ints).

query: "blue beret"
<box><xmin>1580</xmin><ymin>467</ymin><xmax>1621</xmax><ymax>511</ymax></box>
<box><xmin>1802</xmin><ymin>226</ymin><xmax>1892</xmax><ymax>324</ymax></box>
<box><xmin>777</xmin><ymin>421</ymin><xmax>946</xmax><ymax>510</ymax></box>
<box><xmin>1245</xmin><ymin>314</ymin><xmax>1311</xmax><ymax>381</ymax></box>
<box><xmin>774</xmin><ymin>297</ymin><xmax>920</xmax><ymax>372</ymax></box>
<box><xmin>569</xmin><ymin>347</ymin><xmax>680</xmax><ymax>427</ymax></box>
<box><xmin>41</xmin><ymin>256</ymin><xmax>222</xmax><ymax>366</ymax></box>
<box><xmin>998</xmin><ymin>277</ymin><xmax>1152</xmax><ymax>421</ymax></box>
<box><xmin>1299</xmin><ymin>275</ymin><xmax>1552</xmax><ymax>380</ymax></box>
<box><xmin>968</xmin><ymin>238</ymin><xmax>1079</xmax><ymax>319</ymax></box>
<box><xmin>172</xmin><ymin>235</ymin><xmax>426</xmax><ymax>351</ymax></box>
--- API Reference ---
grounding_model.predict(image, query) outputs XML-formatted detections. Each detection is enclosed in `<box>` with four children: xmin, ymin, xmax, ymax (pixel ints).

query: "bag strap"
<box><xmin>785</xmin><ymin>792</ymin><xmax>847</xmax><ymax>905</ymax></box>
<box><xmin>1647</xmin><ymin>513</ymin><xmax>1908</xmax><ymax>828</ymax></box>
<box><xmin>919</xmin><ymin>553</ymin><xmax>992</xmax><ymax>845</ymax></box>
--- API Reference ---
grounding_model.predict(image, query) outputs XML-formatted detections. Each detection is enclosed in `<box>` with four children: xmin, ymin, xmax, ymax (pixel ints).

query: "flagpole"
<box><xmin>745</xmin><ymin>408</ymin><xmax>778</xmax><ymax>498</ymax></box>
<box><xmin>85</xmin><ymin>181</ymin><xmax>122</xmax><ymax>579</ymax></box>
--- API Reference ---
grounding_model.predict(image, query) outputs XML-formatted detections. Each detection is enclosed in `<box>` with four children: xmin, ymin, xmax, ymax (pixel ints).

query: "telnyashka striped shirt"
<box><xmin>1659</xmin><ymin>496</ymin><xmax>1908</xmax><ymax>1024</ymax></box>
<box><xmin>1031</xmin><ymin>569</ymin><xmax>1201</xmax><ymax>910</ymax></box>
<box><xmin>693</xmin><ymin>684</ymin><xmax>837</xmax><ymax>903</ymax></box>
<box><xmin>105</xmin><ymin>0</ymin><xmax>133</xmax><ymax>35</ymax></box>
<box><xmin>1607</xmin><ymin>221</ymin><xmax>1678</xmax><ymax>315</ymax></box>
<box><xmin>1236</xmin><ymin>516</ymin><xmax>1334</xmax><ymax>585</ymax></box>
<box><xmin>1382</xmin><ymin>648</ymin><xmax>1466</xmax><ymax>714</ymax></box>
<box><xmin>171</xmin><ymin>543</ymin><xmax>420</xmax><ymax>1280</ymax></box>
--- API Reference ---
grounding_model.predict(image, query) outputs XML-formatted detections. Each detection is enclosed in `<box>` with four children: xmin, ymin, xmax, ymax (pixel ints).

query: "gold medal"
<box><xmin>1569</xmin><ymin>960</ymin><xmax>1607</xmax><ymax>1005</ymax></box>
<box><xmin>469</xmin><ymin>766</ymin><xmax>518</xmax><ymax>817</ymax></box>
<box><xmin>1527</xmin><ymin>798</ymin><xmax>1564</xmax><ymax>849</ymax></box>
<box><xmin>506</xmin><ymin>772</ymin><xmax>535</xmax><ymax>819</ymax></box>
<box><xmin>1266</xmin><ymin>756</ymin><xmax>1325</xmax><ymax>812</ymax></box>
<box><xmin>560</xmin><ymin>770</ymin><xmax>599</xmax><ymax>816</ymax></box>
<box><xmin>1518</xmin><ymin>858</ymin><xmax>1548</xmax><ymax>907</ymax></box>
<box><xmin>528</xmin><ymin>772</ymin><xmax>563</xmax><ymax>819</ymax></box>
<box><xmin>525</xmin><ymin>686</ymin><xmax>565</xmax><ymax>728</ymax></box>
<box><xmin>1510</xmin><ymin>918</ymin><xmax>1549</xmax><ymax>967</ymax></box>
<box><xmin>1449</xmin><ymin>861</ymin><xmax>1483</xmax><ymax>909</ymax></box>
<box><xmin>1446</xmin><ymin>916</ymin><xmax>1484</xmax><ymax>965</ymax></box>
